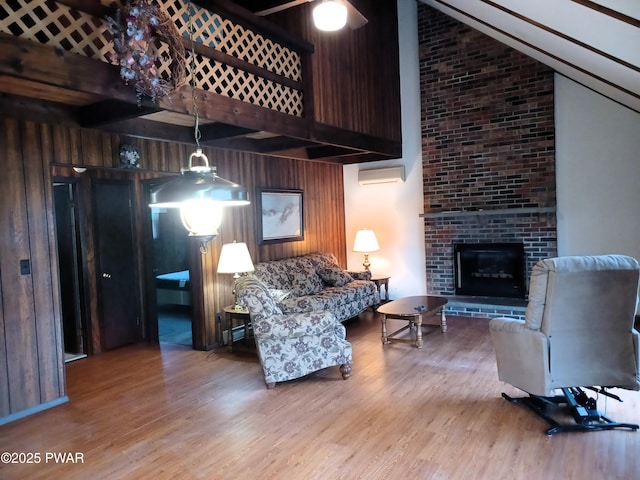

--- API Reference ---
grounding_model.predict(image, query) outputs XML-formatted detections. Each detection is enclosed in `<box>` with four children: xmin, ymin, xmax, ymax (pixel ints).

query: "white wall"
<box><xmin>343</xmin><ymin>0</ymin><xmax>426</xmax><ymax>299</ymax></box>
<box><xmin>555</xmin><ymin>74</ymin><xmax>640</xmax><ymax>262</ymax></box>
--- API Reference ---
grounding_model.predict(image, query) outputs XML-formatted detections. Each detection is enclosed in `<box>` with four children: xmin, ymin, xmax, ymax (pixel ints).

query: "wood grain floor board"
<box><xmin>1</xmin><ymin>312</ymin><xmax>638</xmax><ymax>479</ymax></box>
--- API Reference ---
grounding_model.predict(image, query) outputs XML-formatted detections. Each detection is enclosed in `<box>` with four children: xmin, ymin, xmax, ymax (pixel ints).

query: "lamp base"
<box><xmin>362</xmin><ymin>253</ymin><xmax>371</xmax><ymax>271</ymax></box>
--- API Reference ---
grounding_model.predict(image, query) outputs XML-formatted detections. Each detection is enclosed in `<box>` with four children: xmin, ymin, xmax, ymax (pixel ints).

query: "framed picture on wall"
<box><xmin>257</xmin><ymin>188</ymin><xmax>304</xmax><ymax>244</ymax></box>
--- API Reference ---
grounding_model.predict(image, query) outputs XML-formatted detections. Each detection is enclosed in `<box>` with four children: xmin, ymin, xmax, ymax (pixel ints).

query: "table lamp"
<box><xmin>353</xmin><ymin>229</ymin><xmax>380</xmax><ymax>272</ymax></box>
<box><xmin>217</xmin><ymin>241</ymin><xmax>255</xmax><ymax>309</ymax></box>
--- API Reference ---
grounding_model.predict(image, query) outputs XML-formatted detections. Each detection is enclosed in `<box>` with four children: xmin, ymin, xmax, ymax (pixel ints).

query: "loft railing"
<box><xmin>0</xmin><ymin>0</ymin><xmax>309</xmax><ymax>117</ymax></box>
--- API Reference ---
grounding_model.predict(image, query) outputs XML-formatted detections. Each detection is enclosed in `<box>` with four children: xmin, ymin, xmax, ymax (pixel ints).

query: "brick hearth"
<box><xmin>418</xmin><ymin>6</ymin><xmax>557</xmax><ymax>317</ymax></box>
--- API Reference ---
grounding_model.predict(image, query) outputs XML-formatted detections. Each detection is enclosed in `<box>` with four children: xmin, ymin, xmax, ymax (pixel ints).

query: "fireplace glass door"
<box><xmin>454</xmin><ymin>243</ymin><xmax>526</xmax><ymax>298</ymax></box>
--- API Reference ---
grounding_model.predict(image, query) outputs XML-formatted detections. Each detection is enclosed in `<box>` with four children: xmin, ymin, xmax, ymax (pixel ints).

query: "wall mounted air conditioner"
<box><xmin>357</xmin><ymin>166</ymin><xmax>405</xmax><ymax>185</ymax></box>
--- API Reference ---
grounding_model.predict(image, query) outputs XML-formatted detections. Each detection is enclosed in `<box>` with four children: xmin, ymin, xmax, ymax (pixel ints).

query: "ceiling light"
<box><xmin>313</xmin><ymin>1</ymin><xmax>348</xmax><ymax>31</ymax></box>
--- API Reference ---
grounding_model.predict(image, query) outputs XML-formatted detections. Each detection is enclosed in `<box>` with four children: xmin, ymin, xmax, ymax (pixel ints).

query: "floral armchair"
<box><xmin>235</xmin><ymin>276</ymin><xmax>353</xmax><ymax>389</ymax></box>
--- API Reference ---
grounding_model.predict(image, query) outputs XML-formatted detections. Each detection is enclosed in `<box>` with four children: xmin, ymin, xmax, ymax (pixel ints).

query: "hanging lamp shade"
<box><xmin>149</xmin><ymin>151</ymin><xmax>249</xmax><ymax>207</ymax></box>
<box><xmin>150</xmin><ymin>169</ymin><xmax>249</xmax><ymax>207</ymax></box>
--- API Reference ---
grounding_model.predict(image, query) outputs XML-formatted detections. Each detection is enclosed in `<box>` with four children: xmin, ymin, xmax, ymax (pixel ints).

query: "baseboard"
<box><xmin>0</xmin><ymin>396</ymin><xmax>69</xmax><ymax>426</ymax></box>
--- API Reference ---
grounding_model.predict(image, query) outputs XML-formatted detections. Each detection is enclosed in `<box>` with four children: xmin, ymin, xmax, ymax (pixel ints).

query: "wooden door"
<box><xmin>93</xmin><ymin>180</ymin><xmax>140</xmax><ymax>350</ymax></box>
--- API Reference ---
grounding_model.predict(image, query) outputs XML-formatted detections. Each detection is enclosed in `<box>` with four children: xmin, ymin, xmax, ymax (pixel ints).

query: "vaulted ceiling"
<box><xmin>420</xmin><ymin>0</ymin><xmax>640</xmax><ymax>112</ymax></box>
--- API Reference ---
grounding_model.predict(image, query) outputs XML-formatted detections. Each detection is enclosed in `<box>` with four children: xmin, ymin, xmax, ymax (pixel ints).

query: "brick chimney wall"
<box><xmin>418</xmin><ymin>5</ymin><xmax>557</xmax><ymax>297</ymax></box>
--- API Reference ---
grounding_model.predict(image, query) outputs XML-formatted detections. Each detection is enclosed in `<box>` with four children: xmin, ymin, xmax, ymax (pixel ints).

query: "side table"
<box><xmin>223</xmin><ymin>305</ymin><xmax>251</xmax><ymax>351</ymax></box>
<box><xmin>371</xmin><ymin>276</ymin><xmax>390</xmax><ymax>302</ymax></box>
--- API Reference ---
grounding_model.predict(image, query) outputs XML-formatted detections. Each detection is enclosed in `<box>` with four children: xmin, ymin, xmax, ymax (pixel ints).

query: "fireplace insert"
<box><xmin>453</xmin><ymin>243</ymin><xmax>526</xmax><ymax>298</ymax></box>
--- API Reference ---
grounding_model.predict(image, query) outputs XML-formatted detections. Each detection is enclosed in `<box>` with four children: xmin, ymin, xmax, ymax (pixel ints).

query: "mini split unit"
<box><xmin>357</xmin><ymin>166</ymin><xmax>405</xmax><ymax>185</ymax></box>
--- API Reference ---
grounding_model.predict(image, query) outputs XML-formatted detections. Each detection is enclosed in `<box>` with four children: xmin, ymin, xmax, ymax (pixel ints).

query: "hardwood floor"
<box><xmin>2</xmin><ymin>312</ymin><xmax>639</xmax><ymax>479</ymax></box>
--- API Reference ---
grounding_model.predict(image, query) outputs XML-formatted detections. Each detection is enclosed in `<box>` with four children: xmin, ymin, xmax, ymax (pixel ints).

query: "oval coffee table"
<box><xmin>376</xmin><ymin>295</ymin><xmax>448</xmax><ymax>348</ymax></box>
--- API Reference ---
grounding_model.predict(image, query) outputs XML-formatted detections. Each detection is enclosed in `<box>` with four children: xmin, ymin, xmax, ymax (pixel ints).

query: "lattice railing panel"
<box><xmin>0</xmin><ymin>0</ymin><xmax>304</xmax><ymax>116</ymax></box>
<box><xmin>0</xmin><ymin>0</ymin><xmax>112</xmax><ymax>61</ymax></box>
<box><xmin>158</xmin><ymin>0</ymin><xmax>301</xmax><ymax>82</ymax></box>
<box><xmin>189</xmin><ymin>52</ymin><xmax>303</xmax><ymax>117</ymax></box>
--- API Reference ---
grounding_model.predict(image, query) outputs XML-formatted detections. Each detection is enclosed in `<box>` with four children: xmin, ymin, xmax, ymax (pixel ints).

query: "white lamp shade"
<box><xmin>179</xmin><ymin>201</ymin><xmax>223</xmax><ymax>237</ymax></box>
<box><xmin>312</xmin><ymin>1</ymin><xmax>348</xmax><ymax>31</ymax></box>
<box><xmin>217</xmin><ymin>241</ymin><xmax>255</xmax><ymax>274</ymax></box>
<box><xmin>353</xmin><ymin>229</ymin><xmax>380</xmax><ymax>253</ymax></box>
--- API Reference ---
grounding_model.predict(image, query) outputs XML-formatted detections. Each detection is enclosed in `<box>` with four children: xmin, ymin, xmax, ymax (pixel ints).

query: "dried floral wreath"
<box><xmin>106</xmin><ymin>0</ymin><xmax>186</xmax><ymax>104</ymax></box>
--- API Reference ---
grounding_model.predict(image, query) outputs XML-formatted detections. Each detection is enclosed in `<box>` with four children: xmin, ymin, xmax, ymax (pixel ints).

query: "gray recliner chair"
<box><xmin>489</xmin><ymin>254</ymin><xmax>640</xmax><ymax>435</ymax></box>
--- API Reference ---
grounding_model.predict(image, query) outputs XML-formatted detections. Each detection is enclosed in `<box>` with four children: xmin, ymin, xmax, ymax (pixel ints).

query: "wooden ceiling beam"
<box><xmin>0</xmin><ymin>94</ymin><xmax>79</xmax><ymax>127</ymax></box>
<box><xmin>0</xmin><ymin>34</ymin><xmax>137</xmax><ymax>103</ymax></box>
<box><xmin>92</xmin><ymin>118</ymin><xmax>196</xmax><ymax>144</ymax></box>
<box><xmin>201</xmin><ymin>134</ymin><xmax>313</xmax><ymax>153</ymax></box>
<box><xmin>312</xmin><ymin>122</ymin><xmax>402</xmax><ymax>158</ymax></box>
<box><xmin>78</xmin><ymin>100</ymin><xmax>162</xmax><ymax>128</ymax></box>
<box><xmin>198</xmin><ymin>123</ymin><xmax>259</xmax><ymax>141</ymax></box>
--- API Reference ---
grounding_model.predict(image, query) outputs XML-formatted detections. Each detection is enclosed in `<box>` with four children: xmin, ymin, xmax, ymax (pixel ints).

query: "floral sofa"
<box><xmin>251</xmin><ymin>252</ymin><xmax>380</xmax><ymax>322</ymax></box>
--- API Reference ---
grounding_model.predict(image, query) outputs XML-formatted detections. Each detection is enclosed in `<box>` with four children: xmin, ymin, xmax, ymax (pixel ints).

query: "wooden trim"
<box><xmin>480</xmin><ymin>0</ymin><xmax>640</xmax><ymax>74</ymax></box>
<box><xmin>571</xmin><ymin>0</ymin><xmax>640</xmax><ymax>28</ymax></box>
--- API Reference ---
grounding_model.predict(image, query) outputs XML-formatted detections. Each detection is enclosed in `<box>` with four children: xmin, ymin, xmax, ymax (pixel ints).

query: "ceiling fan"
<box><xmin>255</xmin><ymin>0</ymin><xmax>368</xmax><ymax>31</ymax></box>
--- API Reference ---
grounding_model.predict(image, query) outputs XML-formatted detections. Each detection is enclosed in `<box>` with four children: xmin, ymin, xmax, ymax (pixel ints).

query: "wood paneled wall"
<box><xmin>269</xmin><ymin>0</ymin><xmax>402</xmax><ymax>142</ymax></box>
<box><xmin>0</xmin><ymin>117</ymin><xmax>347</xmax><ymax>421</ymax></box>
<box><xmin>1</xmin><ymin>119</ymin><xmax>66</xmax><ymax>421</ymax></box>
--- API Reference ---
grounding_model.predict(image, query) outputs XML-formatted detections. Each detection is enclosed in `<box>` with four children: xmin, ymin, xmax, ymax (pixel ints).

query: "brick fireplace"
<box><xmin>418</xmin><ymin>6</ymin><xmax>557</xmax><ymax>318</ymax></box>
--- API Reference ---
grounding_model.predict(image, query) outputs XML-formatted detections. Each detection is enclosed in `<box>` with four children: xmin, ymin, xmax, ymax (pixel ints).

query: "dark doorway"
<box><xmin>93</xmin><ymin>180</ymin><xmax>140</xmax><ymax>350</ymax></box>
<box><xmin>53</xmin><ymin>181</ymin><xmax>87</xmax><ymax>362</ymax></box>
<box><xmin>454</xmin><ymin>243</ymin><xmax>526</xmax><ymax>299</ymax></box>
<box><xmin>143</xmin><ymin>178</ymin><xmax>192</xmax><ymax>347</ymax></box>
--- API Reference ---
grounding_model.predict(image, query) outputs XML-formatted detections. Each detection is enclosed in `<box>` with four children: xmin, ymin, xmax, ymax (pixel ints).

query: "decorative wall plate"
<box><xmin>120</xmin><ymin>144</ymin><xmax>141</xmax><ymax>168</ymax></box>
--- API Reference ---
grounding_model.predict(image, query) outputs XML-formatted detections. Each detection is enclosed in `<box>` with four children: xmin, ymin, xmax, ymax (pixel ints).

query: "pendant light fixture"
<box><xmin>149</xmin><ymin>0</ymin><xmax>249</xmax><ymax>253</ymax></box>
